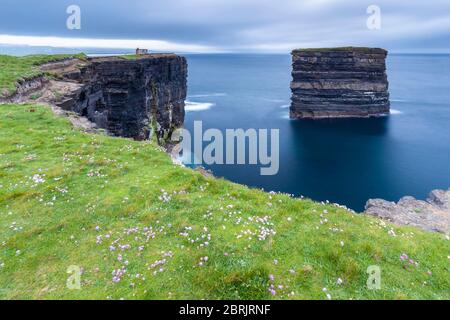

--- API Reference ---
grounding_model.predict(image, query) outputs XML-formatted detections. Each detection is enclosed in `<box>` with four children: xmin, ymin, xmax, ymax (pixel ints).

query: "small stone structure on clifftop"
<box><xmin>290</xmin><ymin>47</ymin><xmax>390</xmax><ymax>119</ymax></box>
<box><xmin>136</xmin><ymin>48</ymin><xmax>149</xmax><ymax>55</ymax></box>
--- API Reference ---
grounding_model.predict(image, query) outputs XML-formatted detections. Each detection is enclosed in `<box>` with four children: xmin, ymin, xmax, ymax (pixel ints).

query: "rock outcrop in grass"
<box><xmin>366</xmin><ymin>189</ymin><xmax>450</xmax><ymax>234</ymax></box>
<box><xmin>0</xmin><ymin>104</ymin><xmax>448</xmax><ymax>300</ymax></box>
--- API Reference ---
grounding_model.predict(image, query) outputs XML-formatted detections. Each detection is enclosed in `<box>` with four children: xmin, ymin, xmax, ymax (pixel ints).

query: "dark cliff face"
<box><xmin>60</xmin><ymin>54</ymin><xmax>187</xmax><ymax>142</ymax></box>
<box><xmin>290</xmin><ymin>48</ymin><xmax>390</xmax><ymax>119</ymax></box>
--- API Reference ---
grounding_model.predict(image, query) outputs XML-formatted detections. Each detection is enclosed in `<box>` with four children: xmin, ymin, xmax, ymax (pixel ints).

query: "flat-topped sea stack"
<box><xmin>290</xmin><ymin>47</ymin><xmax>390</xmax><ymax>119</ymax></box>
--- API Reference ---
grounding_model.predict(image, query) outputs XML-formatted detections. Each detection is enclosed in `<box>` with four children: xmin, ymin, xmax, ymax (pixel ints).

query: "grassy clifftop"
<box><xmin>292</xmin><ymin>47</ymin><xmax>386</xmax><ymax>52</ymax></box>
<box><xmin>0</xmin><ymin>103</ymin><xmax>448</xmax><ymax>300</ymax></box>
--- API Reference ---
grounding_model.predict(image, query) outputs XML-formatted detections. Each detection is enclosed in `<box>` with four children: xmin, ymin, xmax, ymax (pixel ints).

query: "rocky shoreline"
<box><xmin>290</xmin><ymin>47</ymin><xmax>390</xmax><ymax>119</ymax></box>
<box><xmin>365</xmin><ymin>189</ymin><xmax>450</xmax><ymax>234</ymax></box>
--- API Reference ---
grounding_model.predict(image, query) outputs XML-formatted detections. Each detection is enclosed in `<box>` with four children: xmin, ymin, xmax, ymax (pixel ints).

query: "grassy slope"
<box><xmin>0</xmin><ymin>104</ymin><xmax>448</xmax><ymax>300</ymax></box>
<box><xmin>0</xmin><ymin>54</ymin><xmax>86</xmax><ymax>96</ymax></box>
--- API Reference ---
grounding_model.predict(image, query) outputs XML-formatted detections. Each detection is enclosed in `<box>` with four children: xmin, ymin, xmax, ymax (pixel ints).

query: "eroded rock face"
<box><xmin>365</xmin><ymin>189</ymin><xmax>450</xmax><ymax>234</ymax></box>
<box><xmin>55</xmin><ymin>54</ymin><xmax>187</xmax><ymax>142</ymax></box>
<box><xmin>290</xmin><ymin>48</ymin><xmax>390</xmax><ymax>119</ymax></box>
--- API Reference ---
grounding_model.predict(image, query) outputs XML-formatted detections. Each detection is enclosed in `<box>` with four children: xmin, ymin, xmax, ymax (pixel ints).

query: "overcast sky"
<box><xmin>1</xmin><ymin>0</ymin><xmax>450</xmax><ymax>53</ymax></box>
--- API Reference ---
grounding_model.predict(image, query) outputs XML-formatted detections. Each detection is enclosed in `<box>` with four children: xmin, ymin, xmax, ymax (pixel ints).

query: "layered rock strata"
<box><xmin>6</xmin><ymin>54</ymin><xmax>188</xmax><ymax>142</ymax></box>
<box><xmin>290</xmin><ymin>47</ymin><xmax>390</xmax><ymax>119</ymax></box>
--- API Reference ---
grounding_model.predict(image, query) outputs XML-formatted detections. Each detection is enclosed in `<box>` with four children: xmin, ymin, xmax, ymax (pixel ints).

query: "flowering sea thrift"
<box><xmin>158</xmin><ymin>189</ymin><xmax>172</xmax><ymax>203</ymax></box>
<box><xmin>31</xmin><ymin>174</ymin><xmax>45</xmax><ymax>184</ymax></box>
<box><xmin>400</xmin><ymin>253</ymin><xmax>419</xmax><ymax>268</ymax></box>
<box><xmin>198</xmin><ymin>256</ymin><xmax>209</xmax><ymax>267</ymax></box>
<box><xmin>268</xmin><ymin>286</ymin><xmax>276</xmax><ymax>296</ymax></box>
<box><xmin>400</xmin><ymin>253</ymin><xmax>409</xmax><ymax>261</ymax></box>
<box><xmin>112</xmin><ymin>267</ymin><xmax>127</xmax><ymax>283</ymax></box>
<box><xmin>268</xmin><ymin>274</ymin><xmax>276</xmax><ymax>296</ymax></box>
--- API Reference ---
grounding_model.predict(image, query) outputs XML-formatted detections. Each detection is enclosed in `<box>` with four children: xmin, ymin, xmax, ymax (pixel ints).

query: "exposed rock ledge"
<box><xmin>365</xmin><ymin>189</ymin><xmax>450</xmax><ymax>234</ymax></box>
<box><xmin>2</xmin><ymin>54</ymin><xmax>187</xmax><ymax>143</ymax></box>
<box><xmin>290</xmin><ymin>47</ymin><xmax>390</xmax><ymax>119</ymax></box>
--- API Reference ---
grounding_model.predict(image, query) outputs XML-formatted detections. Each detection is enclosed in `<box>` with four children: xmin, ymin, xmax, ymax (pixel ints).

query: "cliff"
<box><xmin>7</xmin><ymin>54</ymin><xmax>188</xmax><ymax>142</ymax></box>
<box><xmin>290</xmin><ymin>47</ymin><xmax>390</xmax><ymax>119</ymax></box>
<box><xmin>61</xmin><ymin>55</ymin><xmax>187</xmax><ymax>141</ymax></box>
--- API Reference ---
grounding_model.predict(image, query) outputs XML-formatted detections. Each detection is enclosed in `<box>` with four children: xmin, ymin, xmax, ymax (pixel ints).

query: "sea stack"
<box><xmin>290</xmin><ymin>47</ymin><xmax>390</xmax><ymax>119</ymax></box>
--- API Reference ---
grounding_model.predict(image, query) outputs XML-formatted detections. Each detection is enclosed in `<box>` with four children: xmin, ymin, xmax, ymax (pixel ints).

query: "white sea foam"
<box><xmin>189</xmin><ymin>93</ymin><xmax>227</xmax><ymax>98</ymax></box>
<box><xmin>280</xmin><ymin>104</ymin><xmax>290</xmax><ymax>109</ymax></box>
<box><xmin>390</xmin><ymin>109</ymin><xmax>403</xmax><ymax>115</ymax></box>
<box><xmin>185</xmin><ymin>101</ymin><xmax>215</xmax><ymax>112</ymax></box>
<box><xmin>280</xmin><ymin>112</ymin><xmax>294</xmax><ymax>120</ymax></box>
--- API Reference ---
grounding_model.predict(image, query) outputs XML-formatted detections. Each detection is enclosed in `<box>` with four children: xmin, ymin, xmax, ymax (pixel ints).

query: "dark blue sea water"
<box><xmin>183</xmin><ymin>54</ymin><xmax>450</xmax><ymax>211</ymax></box>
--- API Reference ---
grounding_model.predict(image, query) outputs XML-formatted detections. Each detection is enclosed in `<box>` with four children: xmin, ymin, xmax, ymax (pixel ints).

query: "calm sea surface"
<box><xmin>183</xmin><ymin>54</ymin><xmax>450</xmax><ymax>211</ymax></box>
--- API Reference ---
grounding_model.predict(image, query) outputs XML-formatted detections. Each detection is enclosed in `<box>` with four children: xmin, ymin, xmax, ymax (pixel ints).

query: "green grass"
<box><xmin>119</xmin><ymin>54</ymin><xmax>141</xmax><ymax>60</ymax></box>
<box><xmin>0</xmin><ymin>103</ymin><xmax>448</xmax><ymax>300</ymax></box>
<box><xmin>0</xmin><ymin>54</ymin><xmax>86</xmax><ymax>97</ymax></box>
<box><xmin>119</xmin><ymin>54</ymin><xmax>175</xmax><ymax>60</ymax></box>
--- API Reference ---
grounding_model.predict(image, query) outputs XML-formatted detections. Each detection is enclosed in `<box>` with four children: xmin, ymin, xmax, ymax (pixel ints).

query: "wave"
<box><xmin>185</xmin><ymin>101</ymin><xmax>215</xmax><ymax>112</ymax></box>
<box><xmin>391</xmin><ymin>99</ymin><xmax>408</xmax><ymax>103</ymax></box>
<box><xmin>390</xmin><ymin>109</ymin><xmax>403</xmax><ymax>115</ymax></box>
<box><xmin>189</xmin><ymin>93</ymin><xmax>227</xmax><ymax>98</ymax></box>
<box><xmin>280</xmin><ymin>111</ymin><xmax>294</xmax><ymax>120</ymax></box>
<box><xmin>280</xmin><ymin>104</ymin><xmax>290</xmax><ymax>109</ymax></box>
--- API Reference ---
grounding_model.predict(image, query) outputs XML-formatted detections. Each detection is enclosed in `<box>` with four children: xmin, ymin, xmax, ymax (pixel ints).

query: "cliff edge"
<box><xmin>365</xmin><ymin>189</ymin><xmax>450</xmax><ymax>234</ymax></box>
